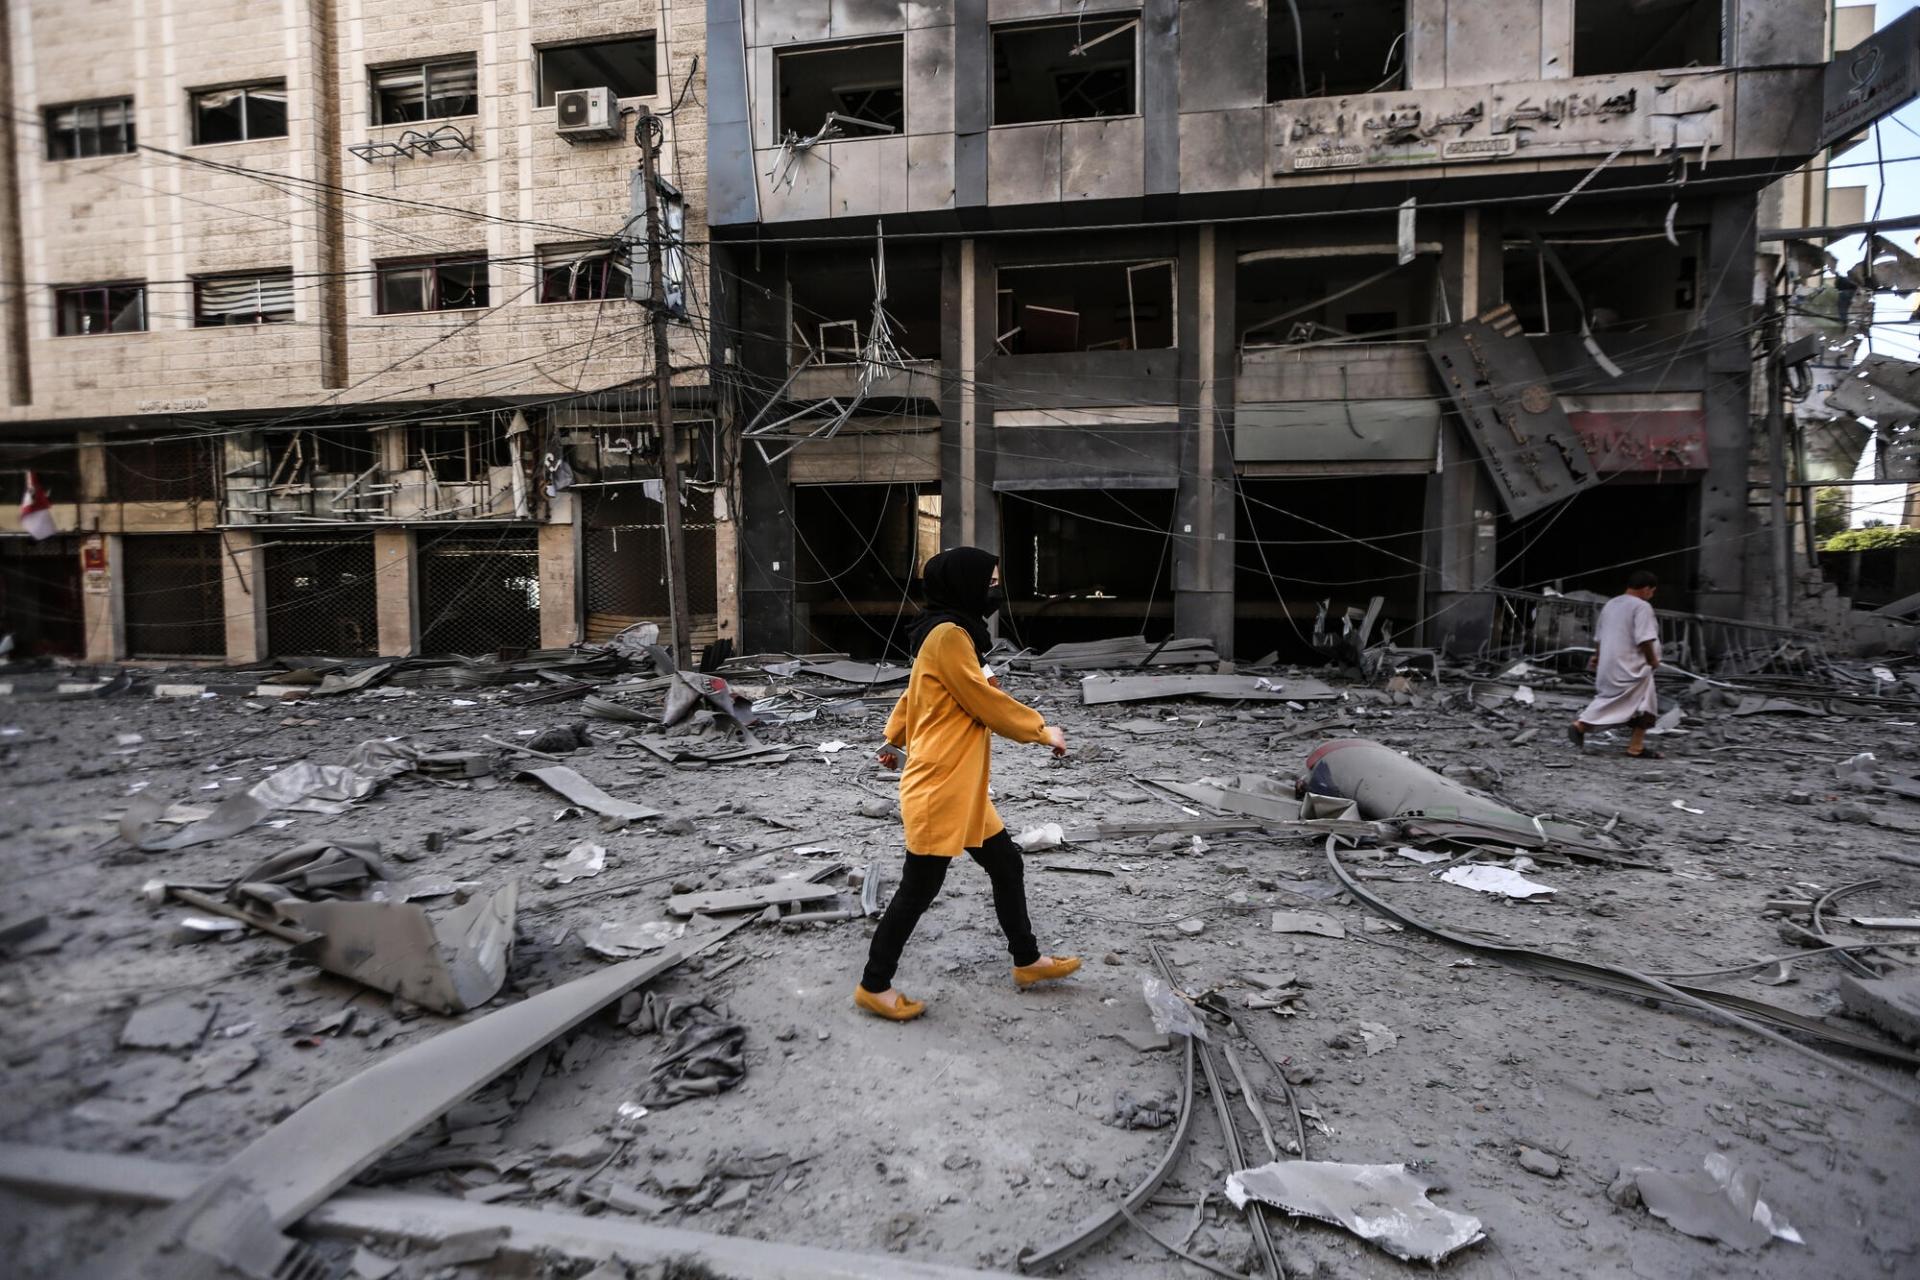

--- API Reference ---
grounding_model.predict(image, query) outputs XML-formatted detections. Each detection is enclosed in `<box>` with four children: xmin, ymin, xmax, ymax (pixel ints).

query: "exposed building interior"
<box><xmin>996</xmin><ymin>259</ymin><xmax>1175</xmax><ymax>353</ymax></box>
<box><xmin>789</xmin><ymin>482</ymin><xmax>931</xmax><ymax>656</ymax></box>
<box><xmin>774</xmin><ymin>37</ymin><xmax>904</xmax><ymax>138</ymax></box>
<box><xmin>1573</xmin><ymin>0</ymin><xmax>1723</xmax><ymax>75</ymax></box>
<box><xmin>1496</xmin><ymin>480</ymin><xmax>1697</xmax><ymax>609</ymax></box>
<box><xmin>1238</xmin><ymin>250</ymin><xmax>1440</xmax><ymax>345</ymax></box>
<box><xmin>1233</xmin><ymin>475</ymin><xmax>1428</xmax><ymax>660</ymax></box>
<box><xmin>1267</xmin><ymin>0</ymin><xmax>1408</xmax><ymax>100</ymax></box>
<box><xmin>787</xmin><ymin>246</ymin><xmax>942</xmax><ymax>366</ymax></box>
<box><xmin>992</xmin><ymin>15</ymin><xmax>1139</xmax><ymax>125</ymax></box>
<box><xmin>1501</xmin><ymin>230</ymin><xmax>1702</xmax><ymax>338</ymax></box>
<box><xmin>998</xmin><ymin>488</ymin><xmax>1176</xmax><ymax>651</ymax></box>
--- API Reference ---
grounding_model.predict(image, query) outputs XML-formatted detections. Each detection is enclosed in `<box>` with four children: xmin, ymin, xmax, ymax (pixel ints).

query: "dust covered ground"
<box><xmin>1</xmin><ymin>658</ymin><xmax>1917</xmax><ymax>1279</ymax></box>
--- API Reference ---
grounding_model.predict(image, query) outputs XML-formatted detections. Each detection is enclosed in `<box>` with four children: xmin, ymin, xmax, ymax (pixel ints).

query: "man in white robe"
<box><xmin>1570</xmin><ymin>571</ymin><xmax>1661</xmax><ymax>758</ymax></box>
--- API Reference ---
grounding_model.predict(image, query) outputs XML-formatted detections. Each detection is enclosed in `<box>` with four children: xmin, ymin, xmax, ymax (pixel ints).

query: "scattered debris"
<box><xmin>118</xmin><ymin>997</ymin><xmax>217</xmax><ymax>1051</ymax></box>
<box><xmin>519</xmin><ymin>765</ymin><xmax>662</xmax><ymax>822</ymax></box>
<box><xmin>583</xmin><ymin>921</ymin><xmax>686</xmax><ymax>959</ymax></box>
<box><xmin>280</xmin><ymin>883</ymin><xmax>518</xmax><ymax>1015</ymax></box>
<box><xmin>1439</xmin><ymin>865</ymin><xmax>1557</xmax><ymax>899</ymax></box>
<box><xmin>542</xmin><ymin>842</ymin><xmax>608</xmax><ymax>885</ymax></box>
<box><xmin>1013</xmin><ymin>822</ymin><xmax>1065</xmax><ymax>851</ymax></box>
<box><xmin>1631</xmin><ymin>1154</ymin><xmax>1802</xmax><ymax>1251</ymax></box>
<box><xmin>1225</xmin><ymin>1160</ymin><xmax>1486</xmax><ymax>1264</ymax></box>
<box><xmin>1270</xmin><ymin>910</ymin><xmax>1345</xmax><ymax>939</ymax></box>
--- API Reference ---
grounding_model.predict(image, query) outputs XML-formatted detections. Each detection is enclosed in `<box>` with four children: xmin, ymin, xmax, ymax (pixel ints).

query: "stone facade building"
<box><xmin>0</xmin><ymin>0</ymin><xmax>724</xmax><ymax>663</ymax></box>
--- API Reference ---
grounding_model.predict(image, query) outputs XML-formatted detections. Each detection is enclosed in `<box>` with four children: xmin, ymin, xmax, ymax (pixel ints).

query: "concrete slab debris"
<box><xmin>0</xmin><ymin>1142</ymin><xmax>1013</xmax><ymax>1279</ymax></box>
<box><xmin>519</xmin><ymin>765</ymin><xmax>662</xmax><ymax>821</ymax></box>
<box><xmin>1225</xmin><ymin>1160</ymin><xmax>1486</xmax><ymax>1264</ymax></box>
<box><xmin>666</xmin><ymin>881</ymin><xmax>838</xmax><ymax>916</ymax></box>
<box><xmin>1270</xmin><ymin>911</ymin><xmax>1345</xmax><ymax>939</ymax></box>
<box><xmin>1081</xmin><ymin>673</ymin><xmax>1339</xmax><ymax>706</ymax></box>
<box><xmin>118</xmin><ymin>997</ymin><xmax>217</xmax><ymax>1051</ymax></box>
<box><xmin>1837</xmin><ymin>973</ymin><xmax>1920</xmax><ymax>1044</ymax></box>
<box><xmin>280</xmin><ymin>883</ymin><xmax>518</xmax><ymax>1015</ymax></box>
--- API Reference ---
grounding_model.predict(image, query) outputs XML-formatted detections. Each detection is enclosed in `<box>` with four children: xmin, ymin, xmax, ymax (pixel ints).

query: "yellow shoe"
<box><xmin>854</xmin><ymin>985</ymin><xmax>926</xmax><ymax>1021</ymax></box>
<box><xmin>1013</xmin><ymin>955</ymin><xmax>1082</xmax><ymax>988</ymax></box>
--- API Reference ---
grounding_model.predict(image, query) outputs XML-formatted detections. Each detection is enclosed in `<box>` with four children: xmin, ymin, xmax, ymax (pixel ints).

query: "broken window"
<box><xmin>537</xmin><ymin>35</ymin><xmax>658</xmax><ymax>105</ymax></box>
<box><xmin>376</xmin><ymin>256</ymin><xmax>489</xmax><ymax>313</ymax></box>
<box><xmin>194</xmin><ymin>270</ymin><xmax>294</xmax><ymax>326</ymax></box>
<box><xmin>538</xmin><ymin>244</ymin><xmax>632</xmax><ymax>303</ymax></box>
<box><xmin>1573</xmin><ymin>0</ymin><xmax>1721</xmax><ymax>75</ymax></box>
<box><xmin>1500</xmin><ymin>231</ymin><xmax>1700</xmax><ymax>337</ymax></box>
<box><xmin>262</xmin><ymin>428</ymin><xmax>379</xmax><ymax>487</ymax></box>
<box><xmin>192</xmin><ymin>82</ymin><xmax>288</xmax><ymax>144</ymax></box>
<box><xmin>993</xmin><ymin>15</ymin><xmax>1138</xmax><ymax>125</ymax></box>
<box><xmin>1268</xmin><ymin>1</ymin><xmax>1406</xmax><ymax>100</ymax></box>
<box><xmin>408</xmin><ymin>421</ymin><xmax>509</xmax><ymax>483</ymax></box>
<box><xmin>371</xmin><ymin>57</ymin><xmax>478</xmax><ymax>125</ymax></box>
<box><xmin>1236</xmin><ymin>250</ymin><xmax>1440</xmax><ymax>347</ymax></box>
<box><xmin>786</xmin><ymin>244</ymin><xmax>942</xmax><ymax>366</ymax></box>
<box><xmin>775</xmin><ymin>38</ymin><xmax>904</xmax><ymax>139</ymax></box>
<box><xmin>995</xmin><ymin>259</ymin><xmax>1174</xmax><ymax>354</ymax></box>
<box><xmin>55</xmin><ymin>283</ymin><xmax>146</xmax><ymax>336</ymax></box>
<box><xmin>45</xmin><ymin>98</ymin><xmax>135</xmax><ymax>159</ymax></box>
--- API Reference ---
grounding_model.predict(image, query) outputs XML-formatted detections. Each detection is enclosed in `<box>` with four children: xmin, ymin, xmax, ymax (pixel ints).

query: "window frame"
<box><xmin>535</xmin><ymin>34</ymin><xmax>660</xmax><ymax>107</ymax></box>
<box><xmin>44</xmin><ymin>97</ymin><xmax>136</xmax><ymax>161</ymax></box>
<box><xmin>190</xmin><ymin>81</ymin><xmax>290</xmax><ymax>145</ymax></box>
<box><xmin>536</xmin><ymin>244</ymin><xmax>633</xmax><ymax>305</ymax></box>
<box><xmin>193</xmin><ymin>268</ymin><xmax>296</xmax><ymax>327</ymax></box>
<box><xmin>374</xmin><ymin>255</ymin><xmax>491</xmax><ymax>315</ymax></box>
<box><xmin>772</xmin><ymin>36</ymin><xmax>907</xmax><ymax>140</ymax></box>
<box><xmin>989</xmin><ymin>14</ymin><xmax>1141</xmax><ymax>128</ymax></box>
<box><xmin>53</xmin><ymin>282</ymin><xmax>148</xmax><ymax>337</ymax></box>
<box><xmin>369</xmin><ymin>56</ymin><xmax>480</xmax><ymax>126</ymax></box>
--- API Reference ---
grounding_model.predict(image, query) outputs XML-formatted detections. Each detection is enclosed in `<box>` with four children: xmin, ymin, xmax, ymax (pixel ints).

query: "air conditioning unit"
<box><xmin>555</xmin><ymin>87</ymin><xmax>620</xmax><ymax>140</ymax></box>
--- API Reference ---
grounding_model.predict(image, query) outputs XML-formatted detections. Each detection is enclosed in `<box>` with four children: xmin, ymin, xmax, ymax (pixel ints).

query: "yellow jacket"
<box><xmin>884</xmin><ymin>622</ymin><xmax>1050</xmax><ymax>856</ymax></box>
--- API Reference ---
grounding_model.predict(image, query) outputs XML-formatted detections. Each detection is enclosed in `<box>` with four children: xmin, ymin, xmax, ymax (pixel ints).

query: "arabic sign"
<box><xmin>1272</xmin><ymin>71</ymin><xmax>1724</xmax><ymax>175</ymax></box>
<box><xmin>1565</xmin><ymin>410</ymin><xmax>1707</xmax><ymax>474</ymax></box>
<box><xmin>1821</xmin><ymin>8</ymin><xmax>1920</xmax><ymax>150</ymax></box>
<box><xmin>1427</xmin><ymin>311</ymin><xmax>1598</xmax><ymax>518</ymax></box>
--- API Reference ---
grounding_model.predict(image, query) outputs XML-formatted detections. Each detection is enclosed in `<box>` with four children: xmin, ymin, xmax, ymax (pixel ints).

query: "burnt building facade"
<box><xmin>705</xmin><ymin>0</ymin><xmax>1831</xmax><ymax>659</ymax></box>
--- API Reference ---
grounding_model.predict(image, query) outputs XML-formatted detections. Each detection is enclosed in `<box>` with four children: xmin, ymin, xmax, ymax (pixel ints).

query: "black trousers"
<box><xmin>859</xmin><ymin>828</ymin><xmax>1040</xmax><ymax>993</ymax></box>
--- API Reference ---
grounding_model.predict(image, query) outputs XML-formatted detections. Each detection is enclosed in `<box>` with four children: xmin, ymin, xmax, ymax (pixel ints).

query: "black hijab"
<box><xmin>908</xmin><ymin>546</ymin><xmax>997</xmax><ymax>660</ymax></box>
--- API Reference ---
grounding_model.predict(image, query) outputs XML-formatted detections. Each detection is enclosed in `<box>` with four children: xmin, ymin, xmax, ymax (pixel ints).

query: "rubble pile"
<box><xmin>0</xmin><ymin>628</ymin><xmax>1917</xmax><ymax>1279</ymax></box>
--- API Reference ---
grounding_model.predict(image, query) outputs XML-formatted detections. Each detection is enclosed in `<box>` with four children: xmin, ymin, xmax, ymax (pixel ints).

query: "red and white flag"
<box><xmin>19</xmin><ymin>470</ymin><xmax>55</xmax><ymax>541</ymax></box>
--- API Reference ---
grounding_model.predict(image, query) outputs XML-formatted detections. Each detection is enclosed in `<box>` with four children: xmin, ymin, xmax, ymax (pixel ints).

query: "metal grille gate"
<box><xmin>583</xmin><ymin>487</ymin><xmax>719</xmax><ymax>650</ymax></box>
<box><xmin>418</xmin><ymin>529</ymin><xmax>541</xmax><ymax>655</ymax></box>
<box><xmin>123</xmin><ymin>533</ymin><xmax>226</xmax><ymax>659</ymax></box>
<box><xmin>264</xmin><ymin>535</ymin><xmax>378</xmax><ymax>658</ymax></box>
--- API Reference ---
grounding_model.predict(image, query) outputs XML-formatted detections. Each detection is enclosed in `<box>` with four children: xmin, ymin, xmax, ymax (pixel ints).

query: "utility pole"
<box><xmin>1765</xmin><ymin>287</ymin><xmax>1792</xmax><ymax>629</ymax></box>
<box><xmin>634</xmin><ymin>106</ymin><xmax>693</xmax><ymax>668</ymax></box>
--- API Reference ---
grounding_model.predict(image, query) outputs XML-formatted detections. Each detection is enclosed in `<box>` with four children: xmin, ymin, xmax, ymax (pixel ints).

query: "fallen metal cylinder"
<box><xmin>1298</xmin><ymin>738</ymin><xmax>1541</xmax><ymax>838</ymax></box>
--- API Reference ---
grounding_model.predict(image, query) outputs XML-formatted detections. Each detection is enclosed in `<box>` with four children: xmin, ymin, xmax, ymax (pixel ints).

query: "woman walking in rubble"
<box><xmin>854</xmin><ymin>546</ymin><xmax>1080</xmax><ymax>1021</ymax></box>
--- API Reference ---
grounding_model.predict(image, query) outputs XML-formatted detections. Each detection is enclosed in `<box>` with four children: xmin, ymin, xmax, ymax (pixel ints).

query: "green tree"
<box><xmin>1823</xmin><ymin>525</ymin><xmax>1920</xmax><ymax>552</ymax></box>
<box><xmin>1813</xmin><ymin>487</ymin><xmax>1849</xmax><ymax>541</ymax></box>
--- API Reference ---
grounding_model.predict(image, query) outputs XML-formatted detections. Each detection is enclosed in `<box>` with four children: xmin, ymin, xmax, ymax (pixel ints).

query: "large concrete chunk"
<box><xmin>1838</xmin><ymin>974</ymin><xmax>1920</xmax><ymax>1045</ymax></box>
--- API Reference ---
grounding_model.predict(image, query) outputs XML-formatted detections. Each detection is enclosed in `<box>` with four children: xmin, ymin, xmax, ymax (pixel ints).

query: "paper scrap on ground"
<box><xmin>542</xmin><ymin>842</ymin><xmax>607</xmax><ymax>884</ymax></box>
<box><xmin>816</xmin><ymin>741</ymin><xmax>849</xmax><ymax>753</ymax></box>
<box><xmin>1394</xmin><ymin>847</ymin><xmax>1449</xmax><ymax>865</ymax></box>
<box><xmin>1440</xmin><ymin>865</ymin><xmax>1556</xmax><ymax>899</ymax></box>
<box><xmin>1671</xmin><ymin>799</ymin><xmax>1705</xmax><ymax>815</ymax></box>
<box><xmin>1356</xmin><ymin>1020</ymin><xmax>1397</xmax><ymax>1056</ymax></box>
<box><xmin>1014</xmin><ymin>822</ymin><xmax>1064</xmax><ymax>852</ymax></box>
<box><xmin>1271</xmin><ymin>910</ymin><xmax>1345</xmax><ymax>938</ymax></box>
<box><xmin>1226</xmin><ymin>1161</ymin><xmax>1486</xmax><ymax>1264</ymax></box>
<box><xmin>1633</xmin><ymin>1154</ymin><xmax>1802</xmax><ymax>1251</ymax></box>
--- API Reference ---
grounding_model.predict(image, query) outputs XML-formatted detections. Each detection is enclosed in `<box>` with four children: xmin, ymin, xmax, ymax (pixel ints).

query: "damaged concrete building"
<box><xmin>707</xmin><ymin>0</ymin><xmax>1838</xmax><ymax>660</ymax></box>
<box><xmin>0</xmin><ymin>1</ymin><xmax>728</xmax><ymax>664</ymax></box>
